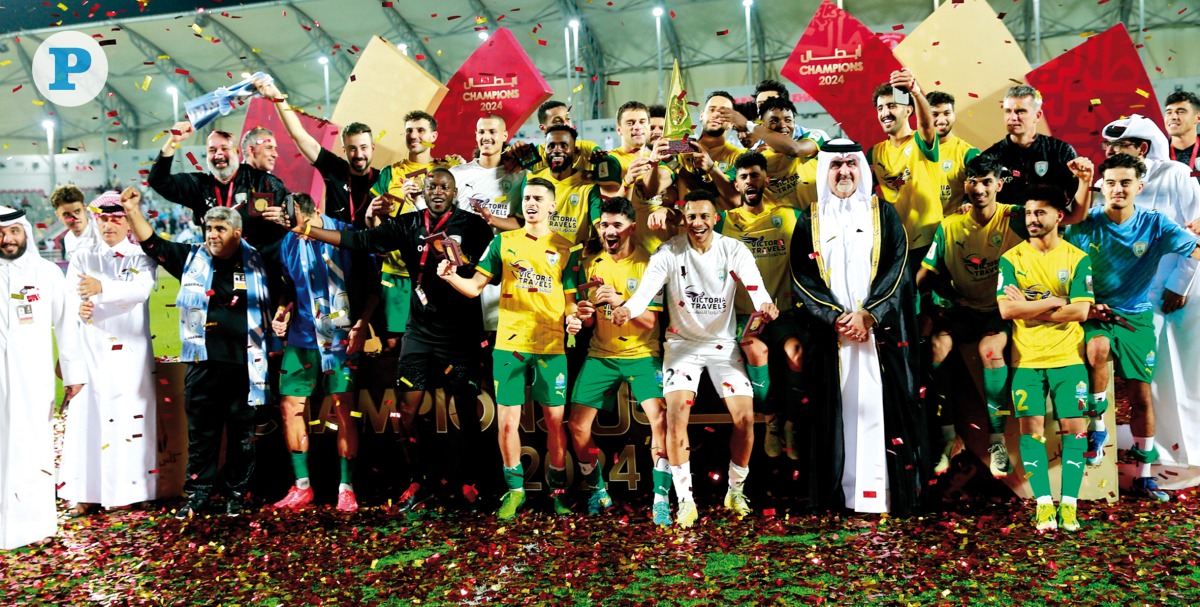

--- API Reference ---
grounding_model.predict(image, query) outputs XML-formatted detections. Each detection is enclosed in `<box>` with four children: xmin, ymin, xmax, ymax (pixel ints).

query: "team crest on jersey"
<box><xmin>1034</xmin><ymin>161</ymin><xmax>1049</xmax><ymax>177</ymax></box>
<box><xmin>1133</xmin><ymin>241</ymin><xmax>1148</xmax><ymax>257</ymax></box>
<box><xmin>942</xmin><ymin>160</ymin><xmax>954</xmax><ymax>173</ymax></box>
<box><xmin>627</xmin><ymin>278</ymin><xmax>638</xmax><ymax>293</ymax></box>
<box><xmin>990</xmin><ymin>234</ymin><xmax>1003</xmax><ymax>247</ymax></box>
<box><xmin>1057</xmin><ymin>269</ymin><xmax>1069</xmax><ymax>283</ymax></box>
<box><xmin>569</xmin><ymin>193</ymin><xmax>580</xmax><ymax>207</ymax></box>
<box><xmin>547</xmin><ymin>251</ymin><xmax>560</xmax><ymax>265</ymax></box>
<box><xmin>771</xmin><ymin>216</ymin><xmax>783</xmax><ymax>229</ymax></box>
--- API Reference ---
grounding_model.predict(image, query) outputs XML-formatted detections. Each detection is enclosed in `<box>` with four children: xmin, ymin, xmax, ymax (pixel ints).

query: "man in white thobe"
<box><xmin>59</xmin><ymin>192</ymin><xmax>158</xmax><ymax>512</ymax></box>
<box><xmin>790</xmin><ymin>139</ymin><xmax>926</xmax><ymax>515</ymax></box>
<box><xmin>0</xmin><ymin>206</ymin><xmax>85</xmax><ymax>549</ymax></box>
<box><xmin>1098</xmin><ymin>116</ymin><xmax>1200</xmax><ymax>472</ymax></box>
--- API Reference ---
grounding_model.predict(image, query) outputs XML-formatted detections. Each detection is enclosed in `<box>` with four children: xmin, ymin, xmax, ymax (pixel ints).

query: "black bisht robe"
<box><xmin>789</xmin><ymin>196</ymin><xmax>931</xmax><ymax>516</ymax></box>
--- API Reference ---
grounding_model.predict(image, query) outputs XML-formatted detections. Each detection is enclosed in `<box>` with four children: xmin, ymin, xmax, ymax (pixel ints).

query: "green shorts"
<box><xmin>1010</xmin><ymin>364</ymin><xmax>1088</xmax><ymax>419</ymax></box>
<box><xmin>380</xmin><ymin>272</ymin><xmax>411</xmax><ymax>333</ymax></box>
<box><xmin>1084</xmin><ymin>310</ymin><xmax>1156</xmax><ymax>383</ymax></box>
<box><xmin>493</xmin><ymin>350</ymin><xmax>567</xmax><ymax>407</ymax></box>
<box><xmin>279</xmin><ymin>345</ymin><xmax>355</xmax><ymax>397</ymax></box>
<box><xmin>570</xmin><ymin>356</ymin><xmax>664</xmax><ymax>412</ymax></box>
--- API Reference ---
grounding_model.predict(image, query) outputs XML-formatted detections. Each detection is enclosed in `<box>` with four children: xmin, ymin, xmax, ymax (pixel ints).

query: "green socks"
<box><xmin>503</xmin><ymin>464</ymin><xmax>524</xmax><ymax>492</ymax></box>
<box><xmin>652</xmin><ymin>458</ymin><xmax>670</xmax><ymax>503</ymax></box>
<box><xmin>1019</xmin><ymin>434</ymin><xmax>1051</xmax><ymax>499</ymax></box>
<box><xmin>983</xmin><ymin>365</ymin><xmax>1009</xmax><ymax>434</ymax></box>
<box><xmin>580</xmin><ymin>461</ymin><xmax>605</xmax><ymax>490</ymax></box>
<box><xmin>291</xmin><ymin>452</ymin><xmax>310</xmax><ymax>484</ymax></box>
<box><xmin>747</xmin><ymin>364</ymin><xmax>770</xmax><ymax>407</ymax></box>
<box><xmin>548</xmin><ymin>465</ymin><xmax>568</xmax><ymax>492</ymax></box>
<box><xmin>340</xmin><ymin>457</ymin><xmax>353</xmax><ymax>485</ymax></box>
<box><xmin>1060</xmin><ymin>433</ymin><xmax>1086</xmax><ymax>500</ymax></box>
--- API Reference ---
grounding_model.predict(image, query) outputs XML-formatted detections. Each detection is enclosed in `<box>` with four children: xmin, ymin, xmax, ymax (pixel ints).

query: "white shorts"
<box><xmin>662</xmin><ymin>340</ymin><xmax>751</xmax><ymax>398</ymax></box>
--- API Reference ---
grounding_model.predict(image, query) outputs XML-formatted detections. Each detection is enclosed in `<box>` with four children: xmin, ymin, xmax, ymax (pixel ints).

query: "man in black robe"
<box><xmin>790</xmin><ymin>139</ymin><xmax>929</xmax><ymax>515</ymax></box>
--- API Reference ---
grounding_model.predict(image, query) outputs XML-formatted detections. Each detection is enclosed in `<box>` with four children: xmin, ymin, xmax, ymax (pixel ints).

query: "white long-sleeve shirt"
<box><xmin>624</xmin><ymin>232</ymin><xmax>772</xmax><ymax>347</ymax></box>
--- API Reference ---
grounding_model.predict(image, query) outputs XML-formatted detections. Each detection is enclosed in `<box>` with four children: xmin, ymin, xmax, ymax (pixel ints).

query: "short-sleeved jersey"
<box><xmin>754</xmin><ymin>148</ymin><xmax>819</xmax><ymax>211</ymax></box>
<box><xmin>997</xmin><ymin>240</ymin><xmax>1094</xmax><ymax>369</ymax></box>
<box><xmin>474</xmin><ymin>229</ymin><xmax>581</xmax><ymax>355</ymax></box>
<box><xmin>677</xmin><ymin>140</ymin><xmax>744</xmax><ymax>201</ymax></box>
<box><xmin>518</xmin><ymin>169</ymin><xmax>603</xmax><ymax>245</ymax></box>
<box><xmin>982</xmin><ymin>134</ymin><xmax>1078</xmax><ymax>207</ymax></box>
<box><xmin>716</xmin><ymin>204</ymin><xmax>802</xmax><ymax>312</ymax></box>
<box><xmin>370</xmin><ymin>157</ymin><xmax>460</xmax><ymax>276</ymax></box>
<box><xmin>937</xmin><ymin>134</ymin><xmax>981</xmax><ymax>214</ymax></box>
<box><xmin>922</xmin><ymin>204</ymin><xmax>1025</xmax><ymax>311</ymax></box>
<box><xmin>533</xmin><ymin>138</ymin><xmax>605</xmax><ymax>176</ymax></box>
<box><xmin>868</xmin><ymin>133</ymin><xmax>947</xmax><ymax>250</ymax></box>
<box><xmin>1064</xmin><ymin>205</ymin><xmax>1199</xmax><ymax>314</ymax></box>
<box><xmin>576</xmin><ymin>248</ymin><xmax>663</xmax><ymax>359</ymax></box>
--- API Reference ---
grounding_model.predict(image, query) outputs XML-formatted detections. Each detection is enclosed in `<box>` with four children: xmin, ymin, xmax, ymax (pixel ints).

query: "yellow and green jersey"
<box><xmin>997</xmin><ymin>240</ymin><xmax>1094</xmax><ymax>369</ymax></box>
<box><xmin>678</xmin><ymin>140</ymin><xmax>744</xmax><ymax>201</ymax></box>
<box><xmin>716</xmin><ymin>203</ymin><xmax>802</xmax><ymax>313</ymax></box>
<box><xmin>475</xmin><ymin>229</ymin><xmax>581</xmax><ymax>355</ymax></box>
<box><xmin>575</xmin><ymin>247</ymin><xmax>663</xmax><ymax>359</ymax></box>
<box><xmin>517</xmin><ymin>168</ymin><xmax>604</xmax><ymax>245</ymax></box>
<box><xmin>532</xmin><ymin>138</ymin><xmax>606</xmax><ymax>176</ymax></box>
<box><xmin>922</xmin><ymin>203</ymin><xmax>1025</xmax><ymax>311</ymax></box>
<box><xmin>936</xmin><ymin>134</ymin><xmax>981</xmax><ymax>215</ymax></box>
<box><xmin>756</xmin><ymin>148</ymin><xmax>818</xmax><ymax>211</ymax></box>
<box><xmin>369</xmin><ymin>157</ymin><xmax>460</xmax><ymax>276</ymax></box>
<box><xmin>868</xmin><ymin>134</ymin><xmax>948</xmax><ymax>250</ymax></box>
<box><xmin>608</xmin><ymin>146</ymin><xmax>677</xmax><ymax>253</ymax></box>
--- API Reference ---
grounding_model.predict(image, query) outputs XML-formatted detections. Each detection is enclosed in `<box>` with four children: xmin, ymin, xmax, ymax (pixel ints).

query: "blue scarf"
<box><xmin>299</xmin><ymin>214</ymin><xmax>352</xmax><ymax>373</ymax></box>
<box><xmin>177</xmin><ymin>239</ymin><xmax>271</xmax><ymax>407</ymax></box>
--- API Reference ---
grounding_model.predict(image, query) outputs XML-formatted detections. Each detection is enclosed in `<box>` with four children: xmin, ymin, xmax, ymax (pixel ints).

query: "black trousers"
<box><xmin>183</xmin><ymin>360</ymin><xmax>257</xmax><ymax>502</ymax></box>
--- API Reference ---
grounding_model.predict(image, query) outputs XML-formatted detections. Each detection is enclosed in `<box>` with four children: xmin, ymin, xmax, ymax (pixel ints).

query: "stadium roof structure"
<box><xmin>1</xmin><ymin>0</ymin><xmax>1197</xmax><ymax>150</ymax></box>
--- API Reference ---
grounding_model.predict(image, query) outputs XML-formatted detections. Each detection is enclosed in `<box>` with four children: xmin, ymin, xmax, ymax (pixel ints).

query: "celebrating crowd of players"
<box><xmin>10</xmin><ymin>68</ymin><xmax>1200</xmax><ymax>547</ymax></box>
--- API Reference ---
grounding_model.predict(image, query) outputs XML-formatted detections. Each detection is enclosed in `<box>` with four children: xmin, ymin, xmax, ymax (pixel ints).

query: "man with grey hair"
<box><xmin>982</xmin><ymin>85</ymin><xmax>1094</xmax><ymax>209</ymax></box>
<box><xmin>149</xmin><ymin>120</ymin><xmax>289</xmax><ymax>256</ymax></box>
<box><xmin>240</xmin><ymin>126</ymin><xmax>278</xmax><ymax>173</ymax></box>
<box><xmin>121</xmin><ymin>188</ymin><xmax>273</xmax><ymax>519</ymax></box>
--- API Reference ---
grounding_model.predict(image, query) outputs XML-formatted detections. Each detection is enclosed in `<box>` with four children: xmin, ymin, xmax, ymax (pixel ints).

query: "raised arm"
<box><xmin>255</xmin><ymin>78</ymin><xmax>321</xmax><ymax>164</ymax></box>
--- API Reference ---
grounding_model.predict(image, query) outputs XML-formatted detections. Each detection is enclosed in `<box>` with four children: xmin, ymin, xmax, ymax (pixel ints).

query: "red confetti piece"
<box><xmin>891</xmin><ymin>438</ymin><xmax>904</xmax><ymax>445</ymax></box>
<box><xmin>537</xmin><ymin>40</ymin><xmax>547</xmax><ymax>46</ymax></box>
<box><xmin>891</xmin><ymin>24</ymin><xmax>904</xmax><ymax>30</ymax></box>
<box><xmin>863</xmin><ymin>490</ymin><xmax>877</xmax><ymax>498</ymax></box>
<box><xmin>415</xmin><ymin>54</ymin><xmax>426</xmax><ymax>60</ymax></box>
<box><xmin>716</xmin><ymin>29</ymin><xmax>729</xmax><ymax>36</ymax></box>
<box><xmin>606</xmin><ymin>80</ymin><xmax>620</xmax><ymax>86</ymax></box>
<box><xmin>174</xmin><ymin>68</ymin><xmax>189</xmax><ymax>75</ymax></box>
<box><xmin>12</xmin><ymin>84</ymin><xmax>22</xmax><ymax>93</ymax></box>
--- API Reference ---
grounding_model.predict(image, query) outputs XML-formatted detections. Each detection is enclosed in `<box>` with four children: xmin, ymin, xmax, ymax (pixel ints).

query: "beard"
<box><xmin>703</xmin><ymin>126</ymin><xmax>726</xmax><ymax>138</ymax></box>
<box><xmin>0</xmin><ymin>240</ymin><xmax>26</xmax><ymax>260</ymax></box>
<box><xmin>208</xmin><ymin>155</ymin><xmax>239</xmax><ymax>182</ymax></box>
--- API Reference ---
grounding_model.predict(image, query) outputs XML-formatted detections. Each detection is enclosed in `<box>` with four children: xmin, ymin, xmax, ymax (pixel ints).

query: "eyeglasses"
<box><xmin>1101</xmin><ymin>140</ymin><xmax>1135</xmax><ymax>149</ymax></box>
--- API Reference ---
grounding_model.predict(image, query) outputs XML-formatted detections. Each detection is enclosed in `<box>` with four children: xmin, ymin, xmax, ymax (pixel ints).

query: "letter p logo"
<box><xmin>47</xmin><ymin>48</ymin><xmax>92</xmax><ymax>91</ymax></box>
<box><xmin>33</xmin><ymin>31</ymin><xmax>108</xmax><ymax>107</ymax></box>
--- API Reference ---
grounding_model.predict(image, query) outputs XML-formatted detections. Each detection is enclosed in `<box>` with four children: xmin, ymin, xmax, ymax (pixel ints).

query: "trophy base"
<box><xmin>663</xmin><ymin>138</ymin><xmax>694</xmax><ymax>155</ymax></box>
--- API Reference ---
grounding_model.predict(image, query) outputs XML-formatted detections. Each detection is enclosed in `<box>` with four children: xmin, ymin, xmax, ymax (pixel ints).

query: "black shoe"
<box><xmin>175</xmin><ymin>497</ymin><xmax>207</xmax><ymax>520</ymax></box>
<box><xmin>397</xmin><ymin>482</ymin><xmax>425</xmax><ymax>513</ymax></box>
<box><xmin>226</xmin><ymin>496</ymin><xmax>246</xmax><ymax>518</ymax></box>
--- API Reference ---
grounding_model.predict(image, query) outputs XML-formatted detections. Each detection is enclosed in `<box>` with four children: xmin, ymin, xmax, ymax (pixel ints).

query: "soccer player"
<box><xmin>717</xmin><ymin>152</ymin><xmax>805</xmax><ymax>458</ymax></box>
<box><xmin>451</xmin><ymin>114</ymin><xmax>525</xmax><ymax>332</ymax></box>
<box><xmin>997</xmin><ymin>186</ymin><xmax>1094</xmax><ymax>532</ymax></box>
<box><xmin>926</xmin><ymin>91</ymin><xmax>981</xmax><ymax>214</ymax></box>
<box><xmin>716</xmin><ymin>97</ymin><xmax>820</xmax><ymax>210</ymax></box>
<box><xmin>1100</xmin><ymin>114</ymin><xmax>1200</xmax><ymax>469</ymax></box>
<box><xmin>519</xmin><ymin>99</ymin><xmax>601</xmax><ymax>175</ymax></box>
<box><xmin>917</xmin><ymin>155</ymin><xmax>1023</xmax><ymax>477</ymax></box>
<box><xmin>368</xmin><ymin>110</ymin><xmax>461</xmax><ymax>350</ymax></box>
<box><xmin>269</xmin><ymin>193</ymin><xmax>369</xmax><ymax>514</ymax></box>
<box><xmin>1064</xmin><ymin>154</ymin><xmax>1200</xmax><ymax>502</ymax></box>
<box><xmin>239</xmin><ymin>126</ymin><xmax>278</xmax><ymax>173</ymax></box>
<box><xmin>670</xmin><ymin>91</ymin><xmax>745</xmax><ymax>205</ymax></box>
<box><xmin>286</xmin><ymin>169</ymin><xmax>494</xmax><ymax>511</ymax></box>
<box><xmin>751</xmin><ymin>79</ymin><xmax>831</xmax><ymax>145</ymax></box>
<box><xmin>439</xmin><ymin>178</ymin><xmax>585</xmax><ymax>519</ymax></box>
<box><xmin>981</xmin><ymin>85</ymin><xmax>1093</xmax><ymax>209</ymax></box>
<box><xmin>613</xmin><ymin>190</ymin><xmax>778</xmax><ymax>527</ymax></box>
<box><xmin>568</xmin><ymin>196</ymin><xmax>670</xmax><ymax>523</ymax></box>
<box><xmin>1164</xmin><ymin>91</ymin><xmax>1200</xmax><ymax>182</ymax></box>
<box><xmin>648</xmin><ymin>103</ymin><xmax>667</xmax><ymax>145</ymax></box>
<box><xmin>515</xmin><ymin>125</ymin><xmax>619</xmax><ymax>245</ymax></box>
<box><xmin>867</xmin><ymin>68</ymin><xmax>947</xmax><ymax>271</ymax></box>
